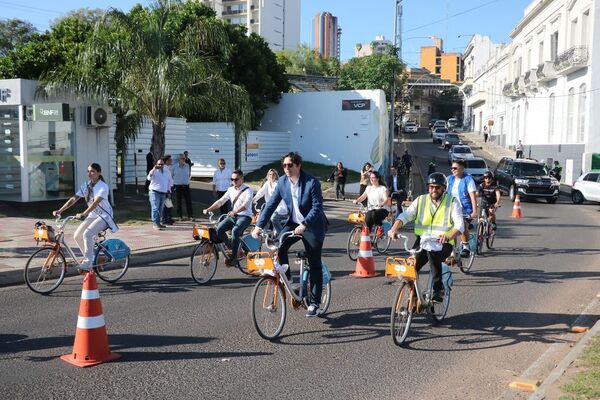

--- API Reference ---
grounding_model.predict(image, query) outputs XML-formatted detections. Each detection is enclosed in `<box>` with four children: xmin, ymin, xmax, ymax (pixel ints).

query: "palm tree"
<box><xmin>41</xmin><ymin>0</ymin><xmax>252</xmax><ymax>162</ymax></box>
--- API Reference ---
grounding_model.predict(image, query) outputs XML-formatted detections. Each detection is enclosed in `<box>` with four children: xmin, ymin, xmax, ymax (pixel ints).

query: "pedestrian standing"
<box><xmin>401</xmin><ymin>150</ymin><xmax>413</xmax><ymax>176</ymax></box>
<box><xmin>212</xmin><ymin>158</ymin><xmax>232</xmax><ymax>215</ymax></box>
<box><xmin>183</xmin><ymin>150</ymin><xmax>194</xmax><ymax>177</ymax></box>
<box><xmin>359</xmin><ymin>162</ymin><xmax>373</xmax><ymax>207</ymax></box>
<box><xmin>515</xmin><ymin>140</ymin><xmax>524</xmax><ymax>159</ymax></box>
<box><xmin>145</xmin><ymin>147</ymin><xmax>154</xmax><ymax>194</ymax></box>
<box><xmin>483</xmin><ymin>126</ymin><xmax>489</xmax><ymax>143</ymax></box>
<box><xmin>328</xmin><ymin>162</ymin><xmax>348</xmax><ymax>200</ymax></box>
<box><xmin>161</xmin><ymin>155</ymin><xmax>175</xmax><ymax>225</ymax></box>
<box><xmin>173</xmin><ymin>153</ymin><xmax>194</xmax><ymax>221</ymax></box>
<box><xmin>147</xmin><ymin>158</ymin><xmax>170</xmax><ymax>230</ymax></box>
<box><xmin>385</xmin><ymin>165</ymin><xmax>407</xmax><ymax>217</ymax></box>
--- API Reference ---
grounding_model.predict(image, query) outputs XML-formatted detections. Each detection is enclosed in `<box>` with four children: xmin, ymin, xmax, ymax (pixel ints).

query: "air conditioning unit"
<box><xmin>86</xmin><ymin>106</ymin><xmax>112</xmax><ymax>127</ymax></box>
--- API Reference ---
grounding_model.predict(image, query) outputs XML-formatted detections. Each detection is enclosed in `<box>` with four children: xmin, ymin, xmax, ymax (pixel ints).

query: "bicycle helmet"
<box><xmin>427</xmin><ymin>172</ymin><xmax>447</xmax><ymax>187</ymax></box>
<box><xmin>483</xmin><ymin>170</ymin><xmax>494</xmax><ymax>179</ymax></box>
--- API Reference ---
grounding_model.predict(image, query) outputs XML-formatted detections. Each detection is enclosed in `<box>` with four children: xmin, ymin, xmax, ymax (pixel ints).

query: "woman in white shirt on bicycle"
<box><xmin>253</xmin><ymin>169</ymin><xmax>288</xmax><ymax>236</ymax></box>
<box><xmin>353</xmin><ymin>171</ymin><xmax>390</xmax><ymax>235</ymax></box>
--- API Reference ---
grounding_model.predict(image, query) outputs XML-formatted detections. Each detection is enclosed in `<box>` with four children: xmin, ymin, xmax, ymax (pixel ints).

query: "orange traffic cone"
<box><xmin>350</xmin><ymin>226</ymin><xmax>379</xmax><ymax>278</ymax></box>
<box><xmin>511</xmin><ymin>194</ymin><xmax>523</xmax><ymax>219</ymax></box>
<box><xmin>61</xmin><ymin>272</ymin><xmax>121</xmax><ymax>367</ymax></box>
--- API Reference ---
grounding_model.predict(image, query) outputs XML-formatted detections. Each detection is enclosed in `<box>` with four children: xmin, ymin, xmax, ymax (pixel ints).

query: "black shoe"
<box><xmin>460</xmin><ymin>247</ymin><xmax>470</xmax><ymax>257</ymax></box>
<box><xmin>432</xmin><ymin>290</ymin><xmax>445</xmax><ymax>302</ymax></box>
<box><xmin>305</xmin><ymin>304</ymin><xmax>320</xmax><ymax>317</ymax></box>
<box><xmin>224</xmin><ymin>257</ymin><xmax>237</xmax><ymax>267</ymax></box>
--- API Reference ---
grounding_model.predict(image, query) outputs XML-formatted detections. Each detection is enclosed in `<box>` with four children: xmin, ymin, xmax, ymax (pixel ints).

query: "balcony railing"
<box><xmin>536</xmin><ymin>61</ymin><xmax>557</xmax><ymax>82</ymax></box>
<box><xmin>523</xmin><ymin>69</ymin><xmax>539</xmax><ymax>92</ymax></box>
<box><xmin>553</xmin><ymin>45</ymin><xmax>589</xmax><ymax>74</ymax></box>
<box><xmin>222</xmin><ymin>9</ymin><xmax>247</xmax><ymax>16</ymax></box>
<box><xmin>503</xmin><ymin>82</ymin><xmax>517</xmax><ymax>98</ymax></box>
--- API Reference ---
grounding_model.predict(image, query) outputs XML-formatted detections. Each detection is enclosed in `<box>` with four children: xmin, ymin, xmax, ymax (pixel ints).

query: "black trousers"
<box><xmin>216</xmin><ymin>191</ymin><xmax>230</xmax><ymax>215</ymax></box>
<box><xmin>364</xmin><ymin>209</ymin><xmax>389</xmax><ymax>230</ymax></box>
<box><xmin>413</xmin><ymin>239</ymin><xmax>453</xmax><ymax>293</ymax></box>
<box><xmin>175</xmin><ymin>184</ymin><xmax>193</xmax><ymax>218</ymax></box>
<box><xmin>359</xmin><ymin>184</ymin><xmax>368</xmax><ymax>206</ymax></box>
<box><xmin>277</xmin><ymin>222</ymin><xmax>323</xmax><ymax>307</ymax></box>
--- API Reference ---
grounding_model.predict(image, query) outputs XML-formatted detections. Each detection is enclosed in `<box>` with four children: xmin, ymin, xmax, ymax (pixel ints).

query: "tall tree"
<box><xmin>337</xmin><ymin>53</ymin><xmax>405</xmax><ymax>101</ymax></box>
<box><xmin>0</xmin><ymin>19</ymin><xmax>37</xmax><ymax>56</ymax></box>
<box><xmin>276</xmin><ymin>44</ymin><xmax>340</xmax><ymax>77</ymax></box>
<box><xmin>41</xmin><ymin>0</ymin><xmax>252</xmax><ymax>163</ymax></box>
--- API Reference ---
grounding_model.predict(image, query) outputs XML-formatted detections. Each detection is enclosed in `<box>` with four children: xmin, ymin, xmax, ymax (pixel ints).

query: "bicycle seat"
<box><xmin>296</xmin><ymin>251</ymin><xmax>307</xmax><ymax>259</ymax></box>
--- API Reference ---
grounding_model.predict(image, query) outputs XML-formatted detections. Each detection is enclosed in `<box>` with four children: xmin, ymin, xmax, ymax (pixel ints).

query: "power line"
<box><xmin>0</xmin><ymin>1</ymin><xmax>61</xmax><ymax>16</ymax></box>
<box><xmin>403</xmin><ymin>0</ymin><xmax>500</xmax><ymax>35</ymax></box>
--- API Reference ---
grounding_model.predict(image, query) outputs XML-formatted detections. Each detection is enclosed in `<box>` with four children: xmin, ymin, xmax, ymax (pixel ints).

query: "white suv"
<box><xmin>571</xmin><ymin>171</ymin><xmax>600</xmax><ymax>204</ymax></box>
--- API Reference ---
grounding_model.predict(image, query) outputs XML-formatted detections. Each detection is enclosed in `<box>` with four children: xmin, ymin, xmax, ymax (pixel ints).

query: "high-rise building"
<box><xmin>355</xmin><ymin>35</ymin><xmax>392</xmax><ymax>58</ymax></box>
<box><xmin>313</xmin><ymin>12</ymin><xmax>341</xmax><ymax>59</ymax></box>
<box><xmin>420</xmin><ymin>36</ymin><xmax>463</xmax><ymax>83</ymax></box>
<box><xmin>202</xmin><ymin>0</ymin><xmax>300</xmax><ymax>51</ymax></box>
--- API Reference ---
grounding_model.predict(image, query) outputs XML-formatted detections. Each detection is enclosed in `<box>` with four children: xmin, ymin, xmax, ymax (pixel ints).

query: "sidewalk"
<box><xmin>0</xmin><ymin>218</ymin><xmax>199</xmax><ymax>287</ymax></box>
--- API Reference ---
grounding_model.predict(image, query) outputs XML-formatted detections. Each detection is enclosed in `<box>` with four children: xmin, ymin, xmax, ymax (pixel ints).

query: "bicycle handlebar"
<box><xmin>396</xmin><ymin>234</ymin><xmax>423</xmax><ymax>256</ymax></box>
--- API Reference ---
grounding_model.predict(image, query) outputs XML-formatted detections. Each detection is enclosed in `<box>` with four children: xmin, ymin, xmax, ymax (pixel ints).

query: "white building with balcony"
<box><xmin>202</xmin><ymin>0</ymin><xmax>300</xmax><ymax>51</ymax></box>
<box><xmin>461</xmin><ymin>0</ymin><xmax>599</xmax><ymax>179</ymax></box>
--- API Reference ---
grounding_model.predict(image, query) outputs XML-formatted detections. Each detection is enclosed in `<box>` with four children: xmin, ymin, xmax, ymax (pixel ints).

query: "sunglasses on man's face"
<box><xmin>231</xmin><ymin>177</ymin><xmax>240</xmax><ymax>181</ymax></box>
<box><xmin>282</xmin><ymin>163</ymin><xmax>295</xmax><ymax>168</ymax></box>
<box><xmin>450</xmin><ymin>167</ymin><xmax>460</xmax><ymax>170</ymax></box>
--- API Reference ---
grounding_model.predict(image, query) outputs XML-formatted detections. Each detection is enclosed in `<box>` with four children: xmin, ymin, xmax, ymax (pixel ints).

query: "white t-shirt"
<box><xmin>215</xmin><ymin>184</ymin><xmax>254</xmax><ymax>217</ymax></box>
<box><xmin>290</xmin><ymin>180</ymin><xmax>304</xmax><ymax>224</ymax></box>
<box><xmin>254</xmin><ymin>181</ymin><xmax>288</xmax><ymax>215</ymax></box>
<box><xmin>76</xmin><ymin>180</ymin><xmax>118</xmax><ymax>233</ymax></box>
<box><xmin>451</xmin><ymin>177</ymin><xmax>477</xmax><ymax>200</ymax></box>
<box><xmin>365</xmin><ymin>185</ymin><xmax>390</xmax><ymax>211</ymax></box>
<box><xmin>212</xmin><ymin>167</ymin><xmax>232</xmax><ymax>192</ymax></box>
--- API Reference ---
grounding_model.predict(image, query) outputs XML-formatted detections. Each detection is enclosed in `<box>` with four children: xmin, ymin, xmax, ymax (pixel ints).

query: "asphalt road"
<box><xmin>2</xmin><ymin>134</ymin><xmax>599</xmax><ymax>399</ymax></box>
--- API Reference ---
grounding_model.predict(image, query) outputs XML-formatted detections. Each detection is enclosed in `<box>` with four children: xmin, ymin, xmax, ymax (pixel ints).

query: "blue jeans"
<box><xmin>216</xmin><ymin>215</ymin><xmax>252</xmax><ymax>259</ymax></box>
<box><xmin>271</xmin><ymin>212</ymin><xmax>287</xmax><ymax>237</ymax></box>
<box><xmin>149</xmin><ymin>190</ymin><xmax>166</xmax><ymax>226</ymax></box>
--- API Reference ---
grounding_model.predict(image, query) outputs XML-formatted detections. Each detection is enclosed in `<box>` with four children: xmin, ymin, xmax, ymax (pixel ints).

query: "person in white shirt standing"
<box><xmin>212</xmin><ymin>158</ymin><xmax>233</xmax><ymax>215</ymax></box>
<box><xmin>147</xmin><ymin>158</ymin><xmax>171</xmax><ymax>230</ymax></box>
<box><xmin>161</xmin><ymin>155</ymin><xmax>175</xmax><ymax>225</ymax></box>
<box><xmin>203</xmin><ymin>169</ymin><xmax>254</xmax><ymax>266</ymax></box>
<box><xmin>53</xmin><ymin>163</ymin><xmax>118</xmax><ymax>271</ymax></box>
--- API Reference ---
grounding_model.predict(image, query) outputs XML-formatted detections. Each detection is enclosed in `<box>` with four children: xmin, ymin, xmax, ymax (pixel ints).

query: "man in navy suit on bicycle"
<box><xmin>252</xmin><ymin>152</ymin><xmax>328</xmax><ymax>317</ymax></box>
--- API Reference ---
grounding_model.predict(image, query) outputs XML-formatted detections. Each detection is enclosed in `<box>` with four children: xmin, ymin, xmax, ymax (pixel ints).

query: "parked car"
<box><xmin>403</xmin><ymin>122</ymin><xmax>418</xmax><ymax>134</ymax></box>
<box><xmin>448</xmin><ymin>145</ymin><xmax>475</xmax><ymax>164</ymax></box>
<box><xmin>571</xmin><ymin>171</ymin><xmax>600</xmax><ymax>204</ymax></box>
<box><xmin>432</xmin><ymin>128</ymin><xmax>449</xmax><ymax>143</ymax></box>
<box><xmin>464</xmin><ymin>158</ymin><xmax>488</xmax><ymax>184</ymax></box>
<box><xmin>447</xmin><ymin>118</ymin><xmax>459</xmax><ymax>131</ymax></box>
<box><xmin>493</xmin><ymin>157</ymin><xmax>560</xmax><ymax>203</ymax></box>
<box><xmin>443</xmin><ymin>133</ymin><xmax>461</xmax><ymax>149</ymax></box>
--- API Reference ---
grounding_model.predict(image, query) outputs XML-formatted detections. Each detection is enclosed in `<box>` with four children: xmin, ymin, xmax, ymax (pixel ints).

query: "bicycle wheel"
<box><xmin>430</xmin><ymin>288</ymin><xmax>451</xmax><ymax>323</ymax></box>
<box><xmin>93</xmin><ymin>242</ymin><xmax>129</xmax><ymax>283</ymax></box>
<box><xmin>190</xmin><ymin>242</ymin><xmax>218</xmax><ymax>284</ymax></box>
<box><xmin>475</xmin><ymin>222</ymin><xmax>485</xmax><ymax>256</ymax></box>
<box><xmin>346</xmin><ymin>226</ymin><xmax>362</xmax><ymax>261</ymax></box>
<box><xmin>251</xmin><ymin>277</ymin><xmax>286</xmax><ymax>340</ymax></box>
<box><xmin>486</xmin><ymin>224</ymin><xmax>496</xmax><ymax>249</ymax></box>
<box><xmin>460</xmin><ymin>246</ymin><xmax>476</xmax><ymax>273</ymax></box>
<box><xmin>24</xmin><ymin>247</ymin><xmax>66</xmax><ymax>295</ymax></box>
<box><xmin>374</xmin><ymin>232</ymin><xmax>392</xmax><ymax>254</ymax></box>
<box><xmin>390</xmin><ymin>281</ymin><xmax>415</xmax><ymax>346</ymax></box>
<box><xmin>307</xmin><ymin>279</ymin><xmax>332</xmax><ymax>316</ymax></box>
<box><xmin>235</xmin><ymin>242</ymin><xmax>254</xmax><ymax>276</ymax></box>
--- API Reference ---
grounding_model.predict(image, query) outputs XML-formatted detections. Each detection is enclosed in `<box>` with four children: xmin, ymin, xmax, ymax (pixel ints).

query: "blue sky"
<box><xmin>0</xmin><ymin>0</ymin><xmax>532</xmax><ymax>67</ymax></box>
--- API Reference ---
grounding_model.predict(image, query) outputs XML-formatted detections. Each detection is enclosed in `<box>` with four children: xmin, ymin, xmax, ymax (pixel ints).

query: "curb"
<box><xmin>0</xmin><ymin>242</ymin><xmax>198</xmax><ymax>288</ymax></box>
<box><xmin>528</xmin><ymin>318</ymin><xmax>600</xmax><ymax>400</ymax></box>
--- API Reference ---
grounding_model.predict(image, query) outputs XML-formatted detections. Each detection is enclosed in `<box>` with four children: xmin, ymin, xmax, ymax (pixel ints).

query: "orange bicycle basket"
<box><xmin>192</xmin><ymin>225</ymin><xmax>211</xmax><ymax>241</ymax></box>
<box><xmin>33</xmin><ymin>223</ymin><xmax>55</xmax><ymax>243</ymax></box>
<box><xmin>347</xmin><ymin>211</ymin><xmax>365</xmax><ymax>225</ymax></box>
<box><xmin>385</xmin><ymin>257</ymin><xmax>417</xmax><ymax>280</ymax></box>
<box><xmin>247</xmin><ymin>252</ymin><xmax>275</xmax><ymax>274</ymax></box>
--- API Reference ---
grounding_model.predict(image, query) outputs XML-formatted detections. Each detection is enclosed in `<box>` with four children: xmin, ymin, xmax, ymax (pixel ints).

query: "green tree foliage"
<box><xmin>0</xmin><ymin>19</ymin><xmax>37</xmax><ymax>56</ymax></box>
<box><xmin>276</xmin><ymin>44</ymin><xmax>340</xmax><ymax>77</ymax></box>
<box><xmin>431</xmin><ymin>88</ymin><xmax>462</xmax><ymax>120</ymax></box>
<box><xmin>191</xmin><ymin>24</ymin><xmax>289</xmax><ymax>129</ymax></box>
<box><xmin>41</xmin><ymin>0</ymin><xmax>253</xmax><ymax>162</ymax></box>
<box><xmin>337</xmin><ymin>53</ymin><xmax>405</xmax><ymax>101</ymax></box>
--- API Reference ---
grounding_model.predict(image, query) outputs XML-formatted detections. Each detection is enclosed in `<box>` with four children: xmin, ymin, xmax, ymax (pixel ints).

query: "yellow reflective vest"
<box><xmin>413</xmin><ymin>192</ymin><xmax>456</xmax><ymax>245</ymax></box>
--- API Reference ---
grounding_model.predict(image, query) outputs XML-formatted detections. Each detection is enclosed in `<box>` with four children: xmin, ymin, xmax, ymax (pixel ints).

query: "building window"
<box><xmin>538</xmin><ymin>40</ymin><xmax>544</xmax><ymax>64</ymax></box>
<box><xmin>0</xmin><ymin>106</ymin><xmax>21</xmax><ymax>201</ymax></box>
<box><xmin>578</xmin><ymin>84</ymin><xmax>587</xmax><ymax>143</ymax></box>
<box><xmin>581</xmin><ymin>10</ymin><xmax>590</xmax><ymax>45</ymax></box>
<box><xmin>548</xmin><ymin>93</ymin><xmax>555</xmax><ymax>142</ymax></box>
<box><xmin>570</xmin><ymin>18</ymin><xmax>578</xmax><ymax>47</ymax></box>
<box><xmin>566</xmin><ymin>88</ymin><xmax>575</xmax><ymax>142</ymax></box>
<box><xmin>550</xmin><ymin>31</ymin><xmax>559</xmax><ymax>61</ymax></box>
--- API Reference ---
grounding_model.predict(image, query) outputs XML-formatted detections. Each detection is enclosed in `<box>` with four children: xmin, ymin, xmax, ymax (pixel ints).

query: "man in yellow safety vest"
<box><xmin>388</xmin><ymin>172</ymin><xmax>464</xmax><ymax>301</ymax></box>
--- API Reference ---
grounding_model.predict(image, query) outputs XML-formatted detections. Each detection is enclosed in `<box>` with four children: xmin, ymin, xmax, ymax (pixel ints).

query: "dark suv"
<box><xmin>494</xmin><ymin>157</ymin><xmax>560</xmax><ymax>203</ymax></box>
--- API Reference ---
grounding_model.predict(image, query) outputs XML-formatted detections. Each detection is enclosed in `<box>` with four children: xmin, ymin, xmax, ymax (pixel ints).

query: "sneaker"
<box><xmin>158</xmin><ymin>223</ymin><xmax>167</xmax><ymax>229</ymax></box>
<box><xmin>305</xmin><ymin>304</ymin><xmax>320</xmax><ymax>317</ymax></box>
<box><xmin>152</xmin><ymin>224</ymin><xmax>163</xmax><ymax>231</ymax></box>
<box><xmin>491</xmin><ymin>222</ymin><xmax>497</xmax><ymax>231</ymax></box>
<box><xmin>77</xmin><ymin>262</ymin><xmax>93</xmax><ymax>272</ymax></box>
<box><xmin>432</xmin><ymin>290</ymin><xmax>445</xmax><ymax>303</ymax></box>
<box><xmin>460</xmin><ymin>246</ymin><xmax>470</xmax><ymax>258</ymax></box>
<box><xmin>224</xmin><ymin>257</ymin><xmax>237</xmax><ymax>267</ymax></box>
<box><xmin>375</xmin><ymin>226</ymin><xmax>384</xmax><ymax>238</ymax></box>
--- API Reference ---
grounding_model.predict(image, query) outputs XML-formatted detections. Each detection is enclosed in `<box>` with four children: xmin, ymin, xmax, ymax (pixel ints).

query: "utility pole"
<box><xmin>389</xmin><ymin>0</ymin><xmax>403</xmax><ymax>173</ymax></box>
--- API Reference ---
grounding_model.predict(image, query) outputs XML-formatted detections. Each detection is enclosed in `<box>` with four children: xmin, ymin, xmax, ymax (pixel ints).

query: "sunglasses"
<box><xmin>450</xmin><ymin>167</ymin><xmax>459</xmax><ymax>170</ymax></box>
<box><xmin>157</xmin><ymin>164</ymin><xmax>164</xmax><ymax>166</ymax></box>
<box><xmin>231</xmin><ymin>177</ymin><xmax>240</xmax><ymax>181</ymax></box>
<box><xmin>282</xmin><ymin>163</ymin><xmax>295</xmax><ymax>168</ymax></box>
